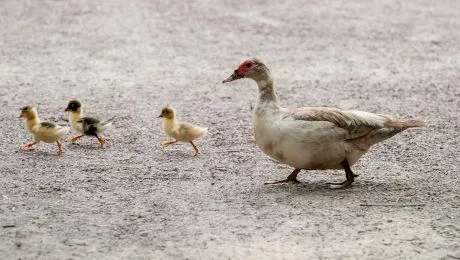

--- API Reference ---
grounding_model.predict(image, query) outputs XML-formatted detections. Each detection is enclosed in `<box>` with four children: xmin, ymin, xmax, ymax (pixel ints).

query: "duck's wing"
<box><xmin>78</xmin><ymin>117</ymin><xmax>101</xmax><ymax>135</ymax></box>
<box><xmin>77</xmin><ymin>117</ymin><xmax>100</xmax><ymax>125</ymax></box>
<box><xmin>285</xmin><ymin>107</ymin><xmax>422</xmax><ymax>147</ymax></box>
<box><xmin>38</xmin><ymin>122</ymin><xmax>69</xmax><ymax>138</ymax></box>
<box><xmin>178</xmin><ymin>122</ymin><xmax>207</xmax><ymax>140</ymax></box>
<box><xmin>286</xmin><ymin>107</ymin><xmax>386</xmax><ymax>137</ymax></box>
<box><xmin>40</xmin><ymin>122</ymin><xmax>56</xmax><ymax>128</ymax></box>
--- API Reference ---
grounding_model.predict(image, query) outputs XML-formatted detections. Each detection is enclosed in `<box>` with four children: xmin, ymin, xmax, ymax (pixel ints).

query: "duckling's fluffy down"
<box><xmin>174</xmin><ymin>122</ymin><xmax>207</xmax><ymax>142</ymax></box>
<box><xmin>31</xmin><ymin>124</ymin><xmax>70</xmax><ymax>143</ymax></box>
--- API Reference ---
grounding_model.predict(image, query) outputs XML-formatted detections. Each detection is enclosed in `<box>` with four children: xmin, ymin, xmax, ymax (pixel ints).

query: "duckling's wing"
<box><xmin>78</xmin><ymin>117</ymin><xmax>100</xmax><ymax>125</ymax></box>
<box><xmin>77</xmin><ymin>117</ymin><xmax>99</xmax><ymax>135</ymax></box>
<box><xmin>38</xmin><ymin>122</ymin><xmax>69</xmax><ymax>139</ymax></box>
<box><xmin>40</xmin><ymin>122</ymin><xmax>56</xmax><ymax>128</ymax></box>
<box><xmin>178</xmin><ymin>122</ymin><xmax>207</xmax><ymax>140</ymax></box>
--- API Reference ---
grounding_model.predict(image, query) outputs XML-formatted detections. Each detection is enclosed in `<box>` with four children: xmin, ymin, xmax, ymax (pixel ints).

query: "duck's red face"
<box><xmin>222</xmin><ymin>60</ymin><xmax>255</xmax><ymax>83</ymax></box>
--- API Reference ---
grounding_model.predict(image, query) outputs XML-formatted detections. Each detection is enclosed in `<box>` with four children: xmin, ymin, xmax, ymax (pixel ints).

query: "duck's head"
<box><xmin>65</xmin><ymin>100</ymin><xmax>82</xmax><ymax>113</ymax></box>
<box><xmin>19</xmin><ymin>106</ymin><xmax>38</xmax><ymax>119</ymax></box>
<box><xmin>158</xmin><ymin>106</ymin><xmax>175</xmax><ymax>119</ymax></box>
<box><xmin>223</xmin><ymin>58</ymin><xmax>270</xmax><ymax>83</ymax></box>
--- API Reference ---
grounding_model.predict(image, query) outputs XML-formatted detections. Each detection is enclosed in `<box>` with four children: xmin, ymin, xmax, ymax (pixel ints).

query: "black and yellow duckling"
<box><xmin>65</xmin><ymin>100</ymin><xmax>113</xmax><ymax>148</ymax></box>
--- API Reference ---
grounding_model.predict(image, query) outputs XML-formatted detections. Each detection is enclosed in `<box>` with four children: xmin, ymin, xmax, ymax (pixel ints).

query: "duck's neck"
<box><xmin>256</xmin><ymin>74</ymin><xmax>278</xmax><ymax>105</ymax></box>
<box><xmin>26</xmin><ymin>116</ymin><xmax>40</xmax><ymax>132</ymax></box>
<box><xmin>163</xmin><ymin>117</ymin><xmax>178</xmax><ymax>129</ymax></box>
<box><xmin>69</xmin><ymin>110</ymin><xmax>82</xmax><ymax>123</ymax></box>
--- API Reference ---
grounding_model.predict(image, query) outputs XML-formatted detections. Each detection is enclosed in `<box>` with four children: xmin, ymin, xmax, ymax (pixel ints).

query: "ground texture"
<box><xmin>1</xmin><ymin>0</ymin><xmax>459</xmax><ymax>259</ymax></box>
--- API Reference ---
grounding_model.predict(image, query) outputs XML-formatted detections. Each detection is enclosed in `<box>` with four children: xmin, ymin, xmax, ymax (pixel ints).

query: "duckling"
<box><xmin>64</xmin><ymin>100</ymin><xmax>113</xmax><ymax>148</ymax></box>
<box><xmin>19</xmin><ymin>106</ymin><xmax>69</xmax><ymax>156</ymax></box>
<box><xmin>159</xmin><ymin>106</ymin><xmax>207</xmax><ymax>156</ymax></box>
<box><xmin>223</xmin><ymin>58</ymin><xmax>424</xmax><ymax>188</ymax></box>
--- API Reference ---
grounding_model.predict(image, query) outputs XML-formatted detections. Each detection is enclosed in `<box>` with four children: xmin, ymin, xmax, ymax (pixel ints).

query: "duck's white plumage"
<box><xmin>223</xmin><ymin>58</ymin><xmax>424</xmax><ymax>187</ymax></box>
<box><xmin>254</xmin><ymin>104</ymin><xmax>422</xmax><ymax>170</ymax></box>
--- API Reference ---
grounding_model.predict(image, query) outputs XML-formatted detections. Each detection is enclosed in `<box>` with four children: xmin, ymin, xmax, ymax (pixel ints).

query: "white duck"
<box><xmin>19</xmin><ymin>106</ymin><xmax>70</xmax><ymax>156</ymax></box>
<box><xmin>222</xmin><ymin>58</ymin><xmax>424</xmax><ymax>188</ymax></box>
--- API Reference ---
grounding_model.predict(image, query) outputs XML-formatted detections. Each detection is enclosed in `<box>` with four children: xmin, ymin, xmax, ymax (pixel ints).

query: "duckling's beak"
<box><xmin>222</xmin><ymin>71</ymin><xmax>243</xmax><ymax>83</ymax></box>
<box><xmin>64</xmin><ymin>108</ymin><xmax>70</xmax><ymax>112</ymax></box>
<box><xmin>158</xmin><ymin>114</ymin><xmax>163</xmax><ymax>118</ymax></box>
<box><xmin>18</xmin><ymin>114</ymin><xmax>24</xmax><ymax>119</ymax></box>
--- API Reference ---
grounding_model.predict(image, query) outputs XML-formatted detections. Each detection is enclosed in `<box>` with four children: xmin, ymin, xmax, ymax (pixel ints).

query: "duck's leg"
<box><xmin>190</xmin><ymin>141</ymin><xmax>199</xmax><ymax>156</ymax></box>
<box><xmin>328</xmin><ymin>159</ymin><xmax>357</xmax><ymax>189</ymax></box>
<box><xmin>70</xmin><ymin>134</ymin><xmax>84</xmax><ymax>143</ymax></box>
<box><xmin>23</xmin><ymin>141</ymin><xmax>37</xmax><ymax>150</ymax></box>
<box><xmin>56</xmin><ymin>140</ymin><xmax>63</xmax><ymax>156</ymax></box>
<box><xmin>264</xmin><ymin>169</ymin><xmax>301</xmax><ymax>185</ymax></box>
<box><xmin>95</xmin><ymin>134</ymin><xmax>106</xmax><ymax>148</ymax></box>
<box><xmin>161</xmin><ymin>139</ymin><xmax>177</xmax><ymax>147</ymax></box>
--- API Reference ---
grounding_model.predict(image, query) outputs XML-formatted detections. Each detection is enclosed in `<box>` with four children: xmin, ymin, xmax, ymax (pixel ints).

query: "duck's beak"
<box><xmin>158</xmin><ymin>114</ymin><xmax>163</xmax><ymax>118</ymax></box>
<box><xmin>64</xmin><ymin>108</ymin><xmax>70</xmax><ymax>112</ymax></box>
<box><xmin>222</xmin><ymin>71</ymin><xmax>243</xmax><ymax>83</ymax></box>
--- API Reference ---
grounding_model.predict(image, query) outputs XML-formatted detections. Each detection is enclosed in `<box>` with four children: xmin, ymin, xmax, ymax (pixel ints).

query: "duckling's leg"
<box><xmin>190</xmin><ymin>141</ymin><xmax>199</xmax><ymax>156</ymax></box>
<box><xmin>56</xmin><ymin>140</ymin><xmax>63</xmax><ymax>156</ymax></box>
<box><xmin>23</xmin><ymin>142</ymin><xmax>37</xmax><ymax>150</ymax></box>
<box><xmin>161</xmin><ymin>139</ymin><xmax>177</xmax><ymax>147</ymax></box>
<box><xmin>70</xmin><ymin>135</ymin><xmax>84</xmax><ymax>143</ymax></box>
<box><xmin>328</xmin><ymin>159</ymin><xmax>357</xmax><ymax>189</ymax></box>
<box><xmin>264</xmin><ymin>169</ymin><xmax>301</xmax><ymax>185</ymax></box>
<box><xmin>95</xmin><ymin>134</ymin><xmax>106</xmax><ymax>148</ymax></box>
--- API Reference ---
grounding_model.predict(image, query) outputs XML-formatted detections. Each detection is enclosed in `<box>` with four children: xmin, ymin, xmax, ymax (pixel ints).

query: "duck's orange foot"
<box><xmin>97</xmin><ymin>137</ymin><xmax>106</xmax><ymax>148</ymax></box>
<box><xmin>161</xmin><ymin>140</ymin><xmax>177</xmax><ymax>147</ymax></box>
<box><xmin>70</xmin><ymin>135</ymin><xmax>84</xmax><ymax>143</ymax></box>
<box><xmin>22</xmin><ymin>143</ymin><xmax>35</xmax><ymax>150</ymax></box>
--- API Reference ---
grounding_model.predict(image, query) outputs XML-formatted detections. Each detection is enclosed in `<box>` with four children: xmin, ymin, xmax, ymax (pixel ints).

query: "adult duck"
<box><xmin>223</xmin><ymin>58</ymin><xmax>424</xmax><ymax>188</ymax></box>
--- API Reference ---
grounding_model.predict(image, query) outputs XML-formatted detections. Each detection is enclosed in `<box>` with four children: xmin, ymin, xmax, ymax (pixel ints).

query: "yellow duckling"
<box><xmin>158</xmin><ymin>106</ymin><xmax>207</xmax><ymax>156</ymax></box>
<box><xmin>19</xmin><ymin>106</ymin><xmax>70</xmax><ymax>156</ymax></box>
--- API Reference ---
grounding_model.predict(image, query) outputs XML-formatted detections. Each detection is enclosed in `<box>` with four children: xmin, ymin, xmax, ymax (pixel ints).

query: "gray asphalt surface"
<box><xmin>1</xmin><ymin>0</ymin><xmax>459</xmax><ymax>259</ymax></box>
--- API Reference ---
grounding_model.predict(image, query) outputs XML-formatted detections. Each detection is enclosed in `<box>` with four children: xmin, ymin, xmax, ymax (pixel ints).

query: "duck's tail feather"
<box><xmin>96</xmin><ymin>117</ymin><xmax>115</xmax><ymax>134</ymax></box>
<box><xmin>349</xmin><ymin>118</ymin><xmax>424</xmax><ymax>149</ymax></box>
<box><xmin>399</xmin><ymin>119</ymin><xmax>424</xmax><ymax>128</ymax></box>
<box><xmin>56</xmin><ymin>126</ymin><xmax>70</xmax><ymax>138</ymax></box>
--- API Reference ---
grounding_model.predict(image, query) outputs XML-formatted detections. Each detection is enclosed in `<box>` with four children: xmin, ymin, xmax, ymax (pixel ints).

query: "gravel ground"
<box><xmin>1</xmin><ymin>0</ymin><xmax>459</xmax><ymax>259</ymax></box>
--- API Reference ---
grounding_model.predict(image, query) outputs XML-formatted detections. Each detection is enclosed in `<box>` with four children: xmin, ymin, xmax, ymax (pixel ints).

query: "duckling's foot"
<box><xmin>56</xmin><ymin>140</ymin><xmax>63</xmax><ymax>156</ymax></box>
<box><xmin>328</xmin><ymin>159</ymin><xmax>356</xmax><ymax>189</ymax></box>
<box><xmin>70</xmin><ymin>135</ymin><xmax>84</xmax><ymax>143</ymax></box>
<box><xmin>264</xmin><ymin>169</ymin><xmax>301</xmax><ymax>185</ymax></box>
<box><xmin>96</xmin><ymin>135</ymin><xmax>106</xmax><ymax>148</ymax></box>
<box><xmin>161</xmin><ymin>139</ymin><xmax>177</xmax><ymax>147</ymax></box>
<box><xmin>190</xmin><ymin>141</ymin><xmax>199</xmax><ymax>156</ymax></box>
<box><xmin>23</xmin><ymin>143</ymin><xmax>36</xmax><ymax>150</ymax></box>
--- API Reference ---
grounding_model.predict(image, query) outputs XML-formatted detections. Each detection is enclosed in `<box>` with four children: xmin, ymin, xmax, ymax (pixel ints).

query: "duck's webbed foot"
<box><xmin>328</xmin><ymin>159</ymin><xmax>356</xmax><ymax>189</ymax></box>
<box><xmin>70</xmin><ymin>135</ymin><xmax>84</xmax><ymax>143</ymax></box>
<box><xmin>96</xmin><ymin>135</ymin><xmax>106</xmax><ymax>148</ymax></box>
<box><xmin>264</xmin><ymin>169</ymin><xmax>301</xmax><ymax>185</ymax></box>
<box><xmin>161</xmin><ymin>139</ymin><xmax>177</xmax><ymax>147</ymax></box>
<box><xmin>23</xmin><ymin>142</ymin><xmax>36</xmax><ymax>150</ymax></box>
